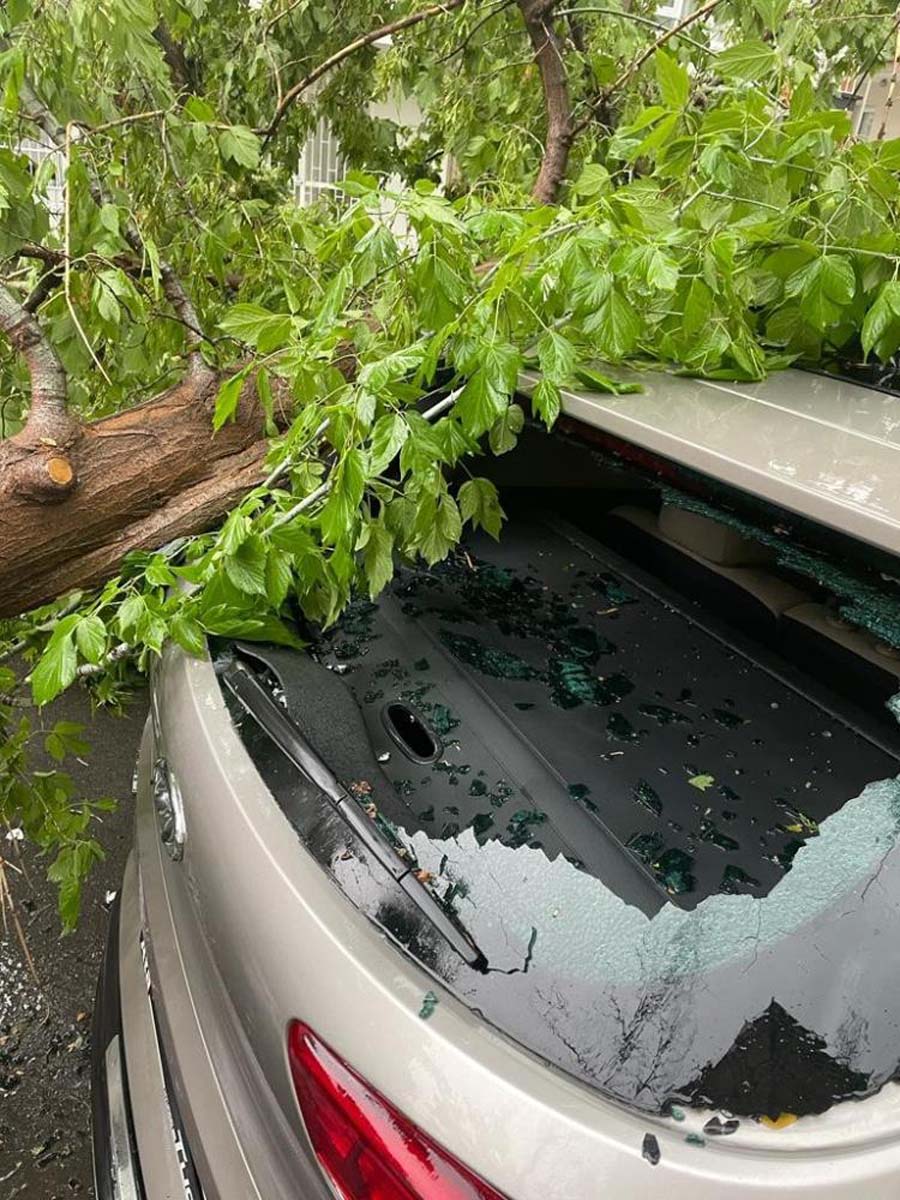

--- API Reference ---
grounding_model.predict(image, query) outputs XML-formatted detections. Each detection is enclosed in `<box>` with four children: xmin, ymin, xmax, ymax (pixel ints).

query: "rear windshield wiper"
<box><xmin>221</xmin><ymin>660</ymin><xmax>488</xmax><ymax>971</ymax></box>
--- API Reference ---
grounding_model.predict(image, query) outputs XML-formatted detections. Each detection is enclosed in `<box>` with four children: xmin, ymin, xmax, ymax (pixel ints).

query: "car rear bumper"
<box><xmin>92</xmin><ymin>854</ymin><xmax>204</xmax><ymax>1200</ymax></box>
<box><xmin>91</xmin><ymin>887</ymin><xmax>145</xmax><ymax>1200</ymax></box>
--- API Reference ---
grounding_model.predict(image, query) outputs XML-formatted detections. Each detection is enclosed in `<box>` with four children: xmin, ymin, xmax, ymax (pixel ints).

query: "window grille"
<box><xmin>293</xmin><ymin>116</ymin><xmax>345</xmax><ymax>207</ymax></box>
<box><xmin>17</xmin><ymin>134</ymin><xmax>65</xmax><ymax>225</ymax></box>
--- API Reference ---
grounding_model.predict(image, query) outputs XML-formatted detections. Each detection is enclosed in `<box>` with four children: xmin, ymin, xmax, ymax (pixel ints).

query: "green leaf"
<box><xmin>145</xmin><ymin>557</ymin><xmax>176</xmax><ymax>587</ymax></box>
<box><xmin>362</xmin><ymin>521</ymin><xmax>394</xmax><ymax>598</ymax></box>
<box><xmin>646</xmin><ymin>248</ymin><xmax>679</xmax><ymax>292</ymax></box>
<box><xmin>572</xmin><ymin>268</ymin><xmax>613</xmax><ymax>314</ymax></box>
<box><xmin>48</xmin><ymin>839</ymin><xmax>104</xmax><ymax>931</ymax></box>
<box><xmin>270</xmin><ymin>522</ymin><xmax>317</xmax><ymax>557</ymax></box>
<box><xmin>537</xmin><ymin>330</ymin><xmax>576</xmax><ymax>384</ymax></box>
<box><xmin>357</xmin><ymin>345</ymin><xmax>425</xmax><ymax>393</ymax></box>
<box><xmin>630</xmin><ymin>112</ymin><xmax>679</xmax><ymax>160</ymax></box>
<box><xmin>489</xmin><ymin>402</ymin><xmax>525</xmax><ymax>455</ymax></box>
<box><xmin>98</xmin><ymin>203</ymin><xmax>119</xmax><ymax>236</ymax></box>
<box><xmin>683</xmin><ymin>278</ymin><xmax>714</xmax><ymax>339</ymax></box>
<box><xmin>419</xmin><ymin>494</ymin><xmax>462</xmax><ymax>564</ymax></box>
<box><xmin>586</xmin><ymin>291</ymin><xmax>641</xmax><ymax>358</ymax></box>
<box><xmin>688</xmin><ymin>773</ymin><xmax>716</xmax><ymax>791</ymax></box>
<box><xmin>320</xmin><ymin>449</ymin><xmax>366</xmax><ymax>544</ymax></box>
<box><xmin>458</xmin><ymin>478</ymin><xmax>504</xmax><ymax>538</ymax></box>
<box><xmin>456</xmin><ymin>340</ymin><xmax>521</xmax><ymax>436</ymax></box>
<box><xmin>369</xmin><ymin>413</ymin><xmax>409</xmax><ymax>475</ymax></box>
<box><xmin>416</xmin><ymin>254</ymin><xmax>466</xmax><ymax>329</ymax></box>
<box><xmin>656</xmin><ymin>48</ymin><xmax>690</xmax><ymax>110</ymax></box>
<box><xmin>752</xmin><ymin>0</ymin><xmax>789</xmax><ymax>30</ymax></box>
<box><xmin>265</xmin><ymin>549</ymin><xmax>293</xmax><ymax>607</ymax></box>
<box><xmin>170</xmin><ymin>612</ymin><xmax>207</xmax><ymax>657</ymax></box>
<box><xmin>31</xmin><ymin>634</ymin><xmax>77</xmax><ymax>705</ymax></box>
<box><xmin>717</xmin><ymin>39</ymin><xmax>777</xmax><ymax>82</ymax></box>
<box><xmin>456</xmin><ymin>368</ymin><xmax>506</xmax><ymax>436</ymax></box>
<box><xmin>220</xmin><ymin>304</ymin><xmax>292</xmax><ymax>352</ymax></box>
<box><xmin>117</xmin><ymin>594</ymin><xmax>146</xmax><ymax>637</ymax></box>
<box><xmin>482</xmin><ymin>340</ymin><xmax>522</xmax><ymax>397</ymax></box>
<box><xmin>213</xmin><ymin>368</ymin><xmax>250</xmax><ymax>432</ymax></box>
<box><xmin>572</xmin><ymin>162</ymin><xmax>610</xmax><ymax>199</ymax></box>
<box><xmin>571</xmin><ymin>365</ymin><xmax>642</xmax><ymax>394</ymax></box>
<box><xmin>862</xmin><ymin>282</ymin><xmax>900</xmax><ymax>359</ymax></box>
<box><xmin>94</xmin><ymin>276</ymin><xmax>120</xmax><ymax>326</ymax></box>
<box><xmin>218</xmin><ymin>125</ymin><xmax>260</xmax><ymax>169</ymax></box>
<box><xmin>793</xmin><ymin>255</ymin><xmax>856</xmax><ymax>330</ymax></box>
<box><xmin>224</xmin><ymin>535</ymin><xmax>268</xmax><ymax>595</ymax></box>
<box><xmin>45</xmin><ymin>720</ymin><xmax>90</xmax><ymax>762</ymax></box>
<box><xmin>531</xmin><ymin>377</ymin><xmax>561</xmax><ymax>428</ymax></box>
<box><xmin>6</xmin><ymin>0</ymin><xmax>32</xmax><ymax>26</ymax></box>
<box><xmin>184</xmin><ymin>95</ymin><xmax>216</xmax><ymax>122</ymax></box>
<box><xmin>256</xmin><ymin>367</ymin><xmax>276</xmax><ymax>436</ymax></box>
<box><xmin>74</xmin><ymin>616</ymin><xmax>106</xmax><ymax>664</ymax></box>
<box><xmin>878</xmin><ymin>138</ymin><xmax>900</xmax><ymax>171</ymax></box>
<box><xmin>220</xmin><ymin>510</ymin><xmax>250</xmax><ymax>555</ymax></box>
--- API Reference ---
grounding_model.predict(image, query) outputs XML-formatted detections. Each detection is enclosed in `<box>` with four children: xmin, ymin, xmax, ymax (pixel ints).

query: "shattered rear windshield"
<box><xmin>226</xmin><ymin>509</ymin><xmax>900</xmax><ymax>1124</ymax></box>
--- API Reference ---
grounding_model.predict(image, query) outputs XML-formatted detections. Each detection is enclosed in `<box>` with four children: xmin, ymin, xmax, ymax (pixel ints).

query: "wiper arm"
<box><xmin>221</xmin><ymin>661</ymin><xmax>488</xmax><ymax>971</ymax></box>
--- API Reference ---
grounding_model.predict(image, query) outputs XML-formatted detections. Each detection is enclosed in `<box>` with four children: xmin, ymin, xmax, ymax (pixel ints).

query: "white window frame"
<box><xmin>293</xmin><ymin>115</ymin><xmax>346</xmax><ymax>207</ymax></box>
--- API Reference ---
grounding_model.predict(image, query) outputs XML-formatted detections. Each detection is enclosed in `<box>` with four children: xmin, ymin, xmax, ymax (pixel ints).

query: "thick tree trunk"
<box><xmin>0</xmin><ymin>369</ymin><xmax>269</xmax><ymax>618</ymax></box>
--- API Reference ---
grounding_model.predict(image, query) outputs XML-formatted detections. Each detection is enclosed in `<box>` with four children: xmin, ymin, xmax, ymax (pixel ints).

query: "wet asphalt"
<box><xmin>0</xmin><ymin>685</ymin><xmax>147</xmax><ymax>1199</ymax></box>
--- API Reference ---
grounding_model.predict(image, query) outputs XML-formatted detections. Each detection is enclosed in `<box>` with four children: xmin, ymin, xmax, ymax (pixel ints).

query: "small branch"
<box><xmin>849</xmin><ymin>5</ymin><xmax>900</xmax><ymax>101</ymax></box>
<box><xmin>437</xmin><ymin>0</ymin><xmax>516</xmax><ymax>62</ymax></box>
<box><xmin>74</xmin><ymin>109</ymin><xmax>169</xmax><ymax>137</ymax></box>
<box><xmin>0</xmin><ymin>859</ymin><xmax>38</xmax><ymax>986</ymax></box>
<box><xmin>604</xmin><ymin>0</ymin><xmax>724</xmax><ymax>96</ymax></box>
<box><xmin>557</xmin><ymin>6</ymin><xmax>712</xmax><ymax>54</ymax></box>
<box><xmin>518</xmin><ymin>0</ymin><xmax>574</xmax><ymax>204</ymax></box>
<box><xmin>269</xmin><ymin>389</ymin><xmax>461</xmax><ymax>529</ymax></box>
<box><xmin>63</xmin><ymin>122</ymin><xmax>112</xmax><ymax>388</ymax></box>
<box><xmin>76</xmin><ymin>641</ymin><xmax>132</xmax><ymax>678</ymax></box>
<box><xmin>23</xmin><ymin>263</ymin><xmax>63</xmax><ymax>315</ymax></box>
<box><xmin>263</xmin><ymin>0</ymin><xmax>308</xmax><ymax>36</ymax></box>
<box><xmin>18</xmin><ymin>77</ymin><xmax>210</xmax><ymax>372</ymax></box>
<box><xmin>877</xmin><ymin>19</ymin><xmax>900</xmax><ymax>140</ymax></box>
<box><xmin>0</xmin><ymin>282</ymin><xmax>70</xmax><ymax>444</ymax></box>
<box><xmin>261</xmin><ymin>0</ymin><xmax>468</xmax><ymax>144</ymax></box>
<box><xmin>159</xmin><ymin>263</ymin><xmax>205</xmax><ymax>364</ymax></box>
<box><xmin>153</xmin><ymin>21</ymin><xmax>196</xmax><ymax>94</ymax></box>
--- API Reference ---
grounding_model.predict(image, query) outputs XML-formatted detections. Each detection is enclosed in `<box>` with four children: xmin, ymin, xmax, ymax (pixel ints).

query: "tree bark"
<box><xmin>0</xmin><ymin>370</ymin><xmax>270</xmax><ymax>618</ymax></box>
<box><xmin>518</xmin><ymin>0</ymin><xmax>573</xmax><ymax>205</ymax></box>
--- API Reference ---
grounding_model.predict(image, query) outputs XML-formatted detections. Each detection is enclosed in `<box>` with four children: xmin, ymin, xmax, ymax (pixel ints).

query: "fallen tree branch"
<box><xmin>0</xmin><ymin>370</ymin><xmax>270</xmax><ymax>617</ymax></box>
<box><xmin>261</xmin><ymin>0</ymin><xmax>468</xmax><ymax>143</ymax></box>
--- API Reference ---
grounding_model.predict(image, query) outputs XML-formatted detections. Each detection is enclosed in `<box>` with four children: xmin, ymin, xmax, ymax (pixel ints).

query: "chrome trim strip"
<box><xmin>104</xmin><ymin>1034</ymin><xmax>141</xmax><ymax>1200</ymax></box>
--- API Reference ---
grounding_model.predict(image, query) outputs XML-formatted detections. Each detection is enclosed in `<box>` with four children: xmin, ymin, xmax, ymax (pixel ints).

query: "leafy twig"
<box><xmin>261</xmin><ymin>0</ymin><xmax>469</xmax><ymax>144</ymax></box>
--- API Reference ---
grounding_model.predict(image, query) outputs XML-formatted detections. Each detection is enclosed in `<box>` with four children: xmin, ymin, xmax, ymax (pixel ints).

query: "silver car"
<box><xmin>92</xmin><ymin>367</ymin><xmax>900</xmax><ymax>1200</ymax></box>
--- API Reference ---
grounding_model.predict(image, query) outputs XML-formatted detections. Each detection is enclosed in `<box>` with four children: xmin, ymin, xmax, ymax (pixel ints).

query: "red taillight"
<box><xmin>288</xmin><ymin>1021</ymin><xmax>508</xmax><ymax>1200</ymax></box>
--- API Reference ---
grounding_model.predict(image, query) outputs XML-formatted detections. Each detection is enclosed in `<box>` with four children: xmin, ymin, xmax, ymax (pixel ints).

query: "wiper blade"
<box><xmin>221</xmin><ymin>661</ymin><xmax>487</xmax><ymax>970</ymax></box>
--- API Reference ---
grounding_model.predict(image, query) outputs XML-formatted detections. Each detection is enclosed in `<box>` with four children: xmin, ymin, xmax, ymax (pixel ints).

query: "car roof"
<box><xmin>528</xmin><ymin>367</ymin><xmax>900</xmax><ymax>557</ymax></box>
